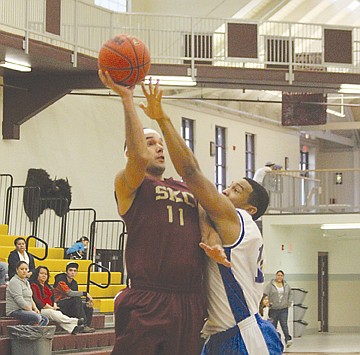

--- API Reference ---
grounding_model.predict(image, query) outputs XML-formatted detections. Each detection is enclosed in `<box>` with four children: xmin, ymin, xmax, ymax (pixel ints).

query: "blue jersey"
<box><xmin>201</xmin><ymin>209</ymin><xmax>283</xmax><ymax>354</ymax></box>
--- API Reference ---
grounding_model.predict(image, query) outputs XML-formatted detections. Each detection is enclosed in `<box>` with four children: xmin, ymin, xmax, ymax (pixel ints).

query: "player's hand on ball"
<box><xmin>199</xmin><ymin>242</ymin><xmax>231</xmax><ymax>268</ymax></box>
<box><xmin>98</xmin><ymin>70</ymin><xmax>134</xmax><ymax>97</ymax></box>
<box><xmin>140</xmin><ymin>78</ymin><xmax>165</xmax><ymax>121</ymax></box>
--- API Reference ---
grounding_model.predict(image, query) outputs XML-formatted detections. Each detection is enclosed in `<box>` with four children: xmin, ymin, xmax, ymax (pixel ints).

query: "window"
<box><xmin>300</xmin><ymin>148</ymin><xmax>309</xmax><ymax>205</ymax></box>
<box><xmin>245</xmin><ymin>133</ymin><xmax>255</xmax><ymax>178</ymax></box>
<box><xmin>215</xmin><ymin>126</ymin><xmax>226</xmax><ymax>192</ymax></box>
<box><xmin>300</xmin><ymin>149</ymin><xmax>309</xmax><ymax>177</ymax></box>
<box><xmin>181</xmin><ymin>118</ymin><xmax>194</xmax><ymax>152</ymax></box>
<box><xmin>95</xmin><ymin>0</ymin><xmax>128</xmax><ymax>12</ymax></box>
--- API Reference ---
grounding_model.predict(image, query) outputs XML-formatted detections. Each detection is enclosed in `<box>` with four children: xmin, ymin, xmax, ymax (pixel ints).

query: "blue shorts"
<box><xmin>201</xmin><ymin>314</ymin><xmax>283</xmax><ymax>355</ymax></box>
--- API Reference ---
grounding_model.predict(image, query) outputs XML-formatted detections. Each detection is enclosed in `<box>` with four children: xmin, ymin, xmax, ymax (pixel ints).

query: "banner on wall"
<box><xmin>281</xmin><ymin>92</ymin><xmax>327</xmax><ymax>126</ymax></box>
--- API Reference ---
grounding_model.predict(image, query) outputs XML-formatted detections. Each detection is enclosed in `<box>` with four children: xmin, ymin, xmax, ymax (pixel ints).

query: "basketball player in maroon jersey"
<box><xmin>98</xmin><ymin>70</ymin><xmax>231</xmax><ymax>355</ymax></box>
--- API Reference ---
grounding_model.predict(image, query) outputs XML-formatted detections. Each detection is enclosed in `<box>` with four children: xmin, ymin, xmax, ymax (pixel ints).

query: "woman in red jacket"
<box><xmin>30</xmin><ymin>266</ymin><xmax>84</xmax><ymax>334</ymax></box>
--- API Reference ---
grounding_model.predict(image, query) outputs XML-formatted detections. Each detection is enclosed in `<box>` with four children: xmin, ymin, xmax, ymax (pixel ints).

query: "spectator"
<box><xmin>6</xmin><ymin>261</ymin><xmax>48</xmax><ymax>326</ymax></box>
<box><xmin>66</xmin><ymin>236</ymin><xmax>89</xmax><ymax>260</ymax></box>
<box><xmin>259</xmin><ymin>294</ymin><xmax>271</xmax><ymax>321</ymax></box>
<box><xmin>264</xmin><ymin>270</ymin><xmax>293</xmax><ymax>348</ymax></box>
<box><xmin>253</xmin><ymin>161</ymin><xmax>276</xmax><ymax>185</ymax></box>
<box><xmin>8</xmin><ymin>237</ymin><xmax>36</xmax><ymax>280</ymax></box>
<box><xmin>53</xmin><ymin>262</ymin><xmax>95</xmax><ymax>333</ymax></box>
<box><xmin>30</xmin><ymin>266</ymin><xmax>85</xmax><ymax>334</ymax></box>
<box><xmin>0</xmin><ymin>262</ymin><xmax>8</xmax><ymax>285</ymax></box>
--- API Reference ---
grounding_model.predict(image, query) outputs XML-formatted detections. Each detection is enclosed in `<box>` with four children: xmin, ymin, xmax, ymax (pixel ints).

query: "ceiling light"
<box><xmin>144</xmin><ymin>75</ymin><xmax>196</xmax><ymax>87</ymax></box>
<box><xmin>0</xmin><ymin>60</ymin><xmax>31</xmax><ymax>72</ymax></box>
<box><xmin>338</xmin><ymin>84</ymin><xmax>360</xmax><ymax>94</ymax></box>
<box><xmin>321</xmin><ymin>223</ymin><xmax>360</xmax><ymax>230</ymax></box>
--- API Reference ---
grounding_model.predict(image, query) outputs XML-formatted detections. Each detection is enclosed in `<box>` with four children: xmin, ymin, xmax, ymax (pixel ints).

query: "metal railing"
<box><xmin>89</xmin><ymin>219</ymin><xmax>126</xmax><ymax>273</ymax></box>
<box><xmin>0</xmin><ymin>174</ymin><xmax>13</xmax><ymax>224</ymax></box>
<box><xmin>86</xmin><ymin>262</ymin><xmax>111</xmax><ymax>295</ymax></box>
<box><xmin>62</xmin><ymin>208</ymin><xmax>97</xmax><ymax>249</ymax></box>
<box><xmin>0</xmin><ymin>0</ymin><xmax>360</xmax><ymax>76</ymax></box>
<box><xmin>265</xmin><ymin>168</ymin><xmax>360</xmax><ymax>214</ymax></box>
<box><xmin>26</xmin><ymin>234</ymin><xmax>48</xmax><ymax>261</ymax></box>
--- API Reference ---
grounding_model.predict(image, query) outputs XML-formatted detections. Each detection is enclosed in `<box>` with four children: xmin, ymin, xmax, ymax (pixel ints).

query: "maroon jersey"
<box><xmin>121</xmin><ymin>176</ymin><xmax>204</xmax><ymax>292</ymax></box>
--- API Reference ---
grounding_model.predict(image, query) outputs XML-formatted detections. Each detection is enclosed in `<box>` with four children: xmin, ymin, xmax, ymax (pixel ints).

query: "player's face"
<box><xmin>222</xmin><ymin>179</ymin><xmax>254</xmax><ymax>210</ymax></box>
<box><xmin>145</xmin><ymin>133</ymin><xmax>166</xmax><ymax>176</ymax></box>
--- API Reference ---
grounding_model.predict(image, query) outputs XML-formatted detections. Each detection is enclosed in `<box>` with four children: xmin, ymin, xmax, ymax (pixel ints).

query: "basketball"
<box><xmin>98</xmin><ymin>34</ymin><xmax>151</xmax><ymax>87</ymax></box>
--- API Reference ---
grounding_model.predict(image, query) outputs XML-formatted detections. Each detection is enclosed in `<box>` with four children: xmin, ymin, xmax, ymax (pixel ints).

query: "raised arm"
<box><xmin>98</xmin><ymin>70</ymin><xmax>151</xmax><ymax>215</ymax></box>
<box><xmin>140</xmin><ymin>80</ymin><xmax>240</xmax><ymax>244</ymax></box>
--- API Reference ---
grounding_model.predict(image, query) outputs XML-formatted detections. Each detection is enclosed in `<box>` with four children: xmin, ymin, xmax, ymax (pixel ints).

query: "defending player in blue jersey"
<box><xmin>141</xmin><ymin>79</ymin><xmax>284</xmax><ymax>355</ymax></box>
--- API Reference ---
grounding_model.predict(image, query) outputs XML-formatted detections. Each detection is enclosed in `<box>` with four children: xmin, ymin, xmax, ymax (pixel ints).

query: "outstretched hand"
<box><xmin>98</xmin><ymin>70</ymin><xmax>134</xmax><ymax>98</ymax></box>
<box><xmin>140</xmin><ymin>78</ymin><xmax>165</xmax><ymax>121</ymax></box>
<box><xmin>199</xmin><ymin>242</ymin><xmax>231</xmax><ymax>268</ymax></box>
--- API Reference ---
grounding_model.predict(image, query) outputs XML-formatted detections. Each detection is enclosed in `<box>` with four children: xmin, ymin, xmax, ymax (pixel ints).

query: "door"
<box><xmin>318</xmin><ymin>252</ymin><xmax>328</xmax><ymax>332</ymax></box>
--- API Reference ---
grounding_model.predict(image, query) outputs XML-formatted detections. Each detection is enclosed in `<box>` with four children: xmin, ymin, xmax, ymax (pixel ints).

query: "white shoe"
<box><xmin>286</xmin><ymin>339</ymin><xmax>293</xmax><ymax>348</ymax></box>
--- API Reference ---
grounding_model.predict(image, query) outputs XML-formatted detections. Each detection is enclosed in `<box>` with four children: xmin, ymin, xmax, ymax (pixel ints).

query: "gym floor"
<box><xmin>285</xmin><ymin>332</ymin><xmax>360</xmax><ymax>354</ymax></box>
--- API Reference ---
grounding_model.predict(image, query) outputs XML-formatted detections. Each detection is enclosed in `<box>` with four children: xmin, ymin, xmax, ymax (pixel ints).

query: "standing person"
<box><xmin>53</xmin><ymin>262</ymin><xmax>95</xmax><ymax>333</ymax></box>
<box><xmin>6</xmin><ymin>261</ymin><xmax>49</xmax><ymax>326</ymax></box>
<box><xmin>253</xmin><ymin>162</ymin><xmax>276</xmax><ymax>185</ymax></box>
<box><xmin>264</xmin><ymin>270</ymin><xmax>293</xmax><ymax>348</ymax></box>
<box><xmin>0</xmin><ymin>262</ymin><xmax>8</xmax><ymax>285</ymax></box>
<box><xmin>30</xmin><ymin>266</ymin><xmax>85</xmax><ymax>334</ymax></box>
<box><xmin>98</xmin><ymin>70</ymin><xmax>207</xmax><ymax>355</ymax></box>
<box><xmin>8</xmin><ymin>237</ymin><xmax>36</xmax><ymax>280</ymax></box>
<box><xmin>137</xmin><ymin>78</ymin><xmax>283</xmax><ymax>354</ymax></box>
<box><xmin>66</xmin><ymin>236</ymin><xmax>89</xmax><ymax>260</ymax></box>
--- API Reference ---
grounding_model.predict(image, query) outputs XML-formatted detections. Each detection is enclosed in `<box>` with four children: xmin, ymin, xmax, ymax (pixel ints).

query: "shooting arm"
<box><xmin>98</xmin><ymin>70</ymin><xmax>150</xmax><ymax>215</ymax></box>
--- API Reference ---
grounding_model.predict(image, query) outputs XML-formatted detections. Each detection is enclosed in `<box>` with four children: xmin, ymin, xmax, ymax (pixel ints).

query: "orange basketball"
<box><xmin>98</xmin><ymin>34</ymin><xmax>151</xmax><ymax>87</ymax></box>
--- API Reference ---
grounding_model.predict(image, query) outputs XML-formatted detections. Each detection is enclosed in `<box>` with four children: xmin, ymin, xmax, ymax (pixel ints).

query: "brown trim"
<box><xmin>46</xmin><ymin>0</ymin><xmax>61</xmax><ymax>36</ymax></box>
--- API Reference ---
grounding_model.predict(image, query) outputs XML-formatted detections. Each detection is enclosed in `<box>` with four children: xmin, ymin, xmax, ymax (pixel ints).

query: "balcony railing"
<box><xmin>265</xmin><ymin>168</ymin><xmax>360</xmax><ymax>214</ymax></box>
<box><xmin>1</xmin><ymin>0</ymin><xmax>360</xmax><ymax>77</ymax></box>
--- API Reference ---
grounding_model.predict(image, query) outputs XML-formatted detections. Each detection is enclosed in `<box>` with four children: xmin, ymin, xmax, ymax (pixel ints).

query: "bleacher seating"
<box><xmin>0</xmin><ymin>224</ymin><xmax>125</xmax><ymax>354</ymax></box>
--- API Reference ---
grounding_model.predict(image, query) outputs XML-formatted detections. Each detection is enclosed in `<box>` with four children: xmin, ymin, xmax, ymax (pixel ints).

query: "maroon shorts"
<box><xmin>111</xmin><ymin>286</ymin><xmax>206</xmax><ymax>355</ymax></box>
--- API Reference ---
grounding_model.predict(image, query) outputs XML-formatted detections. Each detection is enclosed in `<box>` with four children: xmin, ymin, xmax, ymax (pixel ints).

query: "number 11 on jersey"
<box><xmin>167</xmin><ymin>205</ymin><xmax>184</xmax><ymax>226</ymax></box>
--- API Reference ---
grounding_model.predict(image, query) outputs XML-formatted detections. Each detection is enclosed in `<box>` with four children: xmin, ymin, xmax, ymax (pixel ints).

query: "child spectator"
<box><xmin>259</xmin><ymin>293</ymin><xmax>271</xmax><ymax>321</ymax></box>
<box><xmin>66</xmin><ymin>236</ymin><xmax>89</xmax><ymax>260</ymax></box>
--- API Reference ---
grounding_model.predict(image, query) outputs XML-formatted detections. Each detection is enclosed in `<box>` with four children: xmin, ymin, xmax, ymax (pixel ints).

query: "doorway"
<box><xmin>318</xmin><ymin>252</ymin><xmax>328</xmax><ymax>332</ymax></box>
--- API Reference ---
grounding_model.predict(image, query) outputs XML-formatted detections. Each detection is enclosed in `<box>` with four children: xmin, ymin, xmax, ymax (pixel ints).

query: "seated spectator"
<box><xmin>30</xmin><ymin>266</ymin><xmax>85</xmax><ymax>334</ymax></box>
<box><xmin>0</xmin><ymin>261</ymin><xmax>8</xmax><ymax>285</ymax></box>
<box><xmin>8</xmin><ymin>237</ymin><xmax>36</xmax><ymax>280</ymax></box>
<box><xmin>6</xmin><ymin>261</ymin><xmax>48</xmax><ymax>326</ymax></box>
<box><xmin>53</xmin><ymin>262</ymin><xmax>95</xmax><ymax>333</ymax></box>
<box><xmin>66</xmin><ymin>236</ymin><xmax>89</xmax><ymax>260</ymax></box>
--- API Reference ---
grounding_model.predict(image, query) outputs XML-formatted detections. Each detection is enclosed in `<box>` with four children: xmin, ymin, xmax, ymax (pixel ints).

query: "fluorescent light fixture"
<box><xmin>338</xmin><ymin>84</ymin><xmax>360</xmax><ymax>94</ymax></box>
<box><xmin>144</xmin><ymin>75</ymin><xmax>196</xmax><ymax>87</ymax></box>
<box><xmin>0</xmin><ymin>60</ymin><xmax>31</xmax><ymax>72</ymax></box>
<box><xmin>321</xmin><ymin>223</ymin><xmax>360</xmax><ymax>230</ymax></box>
